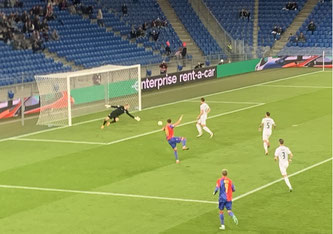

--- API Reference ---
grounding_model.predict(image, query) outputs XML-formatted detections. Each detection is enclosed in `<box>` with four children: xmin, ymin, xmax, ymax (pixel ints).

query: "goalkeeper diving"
<box><xmin>101</xmin><ymin>104</ymin><xmax>140</xmax><ymax>129</ymax></box>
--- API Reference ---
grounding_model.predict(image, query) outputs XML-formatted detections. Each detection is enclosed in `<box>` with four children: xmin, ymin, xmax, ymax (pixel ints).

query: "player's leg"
<box><xmin>218</xmin><ymin>202</ymin><xmax>225</xmax><ymax>230</ymax></box>
<box><xmin>262</xmin><ymin>133</ymin><xmax>269</xmax><ymax>155</ymax></box>
<box><xmin>226</xmin><ymin>202</ymin><xmax>238</xmax><ymax>225</ymax></box>
<box><xmin>201</xmin><ymin>118</ymin><xmax>213</xmax><ymax>138</ymax></box>
<box><xmin>101</xmin><ymin>116</ymin><xmax>110</xmax><ymax>129</ymax></box>
<box><xmin>173</xmin><ymin>147</ymin><xmax>179</xmax><ymax>163</ymax></box>
<box><xmin>180</xmin><ymin>137</ymin><xmax>189</xmax><ymax>150</ymax></box>
<box><xmin>169</xmin><ymin>140</ymin><xmax>180</xmax><ymax>163</ymax></box>
<box><xmin>281</xmin><ymin>165</ymin><xmax>292</xmax><ymax>191</ymax></box>
<box><xmin>280</xmin><ymin>165</ymin><xmax>292</xmax><ymax>191</ymax></box>
<box><xmin>196</xmin><ymin>120</ymin><xmax>203</xmax><ymax>137</ymax></box>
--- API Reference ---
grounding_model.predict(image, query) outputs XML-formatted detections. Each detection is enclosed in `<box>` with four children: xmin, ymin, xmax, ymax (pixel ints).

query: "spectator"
<box><xmin>194</xmin><ymin>62</ymin><xmax>204</xmax><ymax>69</ymax></box>
<box><xmin>32</xmin><ymin>39</ymin><xmax>45</xmax><ymax>52</ymax></box>
<box><xmin>159</xmin><ymin>61</ymin><xmax>167</xmax><ymax>74</ymax></box>
<box><xmin>97</xmin><ymin>9</ymin><xmax>104</xmax><ymax>27</ymax></box>
<box><xmin>122</xmin><ymin>4</ymin><xmax>128</xmax><ymax>16</ymax></box>
<box><xmin>58</xmin><ymin>0</ymin><xmax>67</xmax><ymax>10</ymax></box>
<box><xmin>41</xmin><ymin>28</ymin><xmax>49</xmax><ymax>41</ymax></box>
<box><xmin>283</xmin><ymin>2</ymin><xmax>298</xmax><ymax>10</ymax></box>
<box><xmin>271</xmin><ymin>25</ymin><xmax>283</xmax><ymax>40</ymax></box>
<box><xmin>142</xmin><ymin>22</ymin><xmax>148</xmax><ymax>31</ymax></box>
<box><xmin>288</xmin><ymin>33</ymin><xmax>297</xmax><ymax>43</ymax></box>
<box><xmin>165</xmin><ymin>41</ymin><xmax>171</xmax><ymax>56</ymax></box>
<box><xmin>296</xmin><ymin>32</ymin><xmax>306</xmax><ymax>43</ymax></box>
<box><xmin>181</xmin><ymin>42</ymin><xmax>187</xmax><ymax>58</ymax></box>
<box><xmin>50</xmin><ymin>29</ymin><xmax>59</xmax><ymax>40</ymax></box>
<box><xmin>239</xmin><ymin>8</ymin><xmax>250</xmax><ymax>22</ymax></box>
<box><xmin>151</xmin><ymin>30</ymin><xmax>159</xmax><ymax>41</ymax></box>
<box><xmin>130</xmin><ymin>26</ymin><xmax>136</xmax><ymax>39</ymax></box>
<box><xmin>136</xmin><ymin>26</ymin><xmax>144</xmax><ymax>37</ymax></box>
<box><xmin>307</xmin><ymin>21</ymin><xmax>316</xmax><ymax>34</ymax></box>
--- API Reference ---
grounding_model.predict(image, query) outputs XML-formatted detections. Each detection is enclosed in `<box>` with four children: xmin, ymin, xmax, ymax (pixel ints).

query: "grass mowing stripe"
<box><xmin>0</xmin><ymin>70</ymin><xmax>322</xmax><ymax>143</ymax></box>
<box><xmin>0</xmin><ymin>157</ymin><xmax>330</xmax><ymax>205</ymax></box>
<box><xmin>260</xmin><ymin>84</ymin><xmax>332</xmax><ymax>89</ymax></box>
<box><xmin>9</xmin><ymin>103</ymin><xmax>265</xmax><ymax>145</ymax></box>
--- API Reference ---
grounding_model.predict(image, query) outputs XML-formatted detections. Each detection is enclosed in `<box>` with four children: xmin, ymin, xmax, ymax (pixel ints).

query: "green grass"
<box><xmin>0</xmin><ymin>68</ymin><xmax>331</xmax><ymax>233</ymax></box>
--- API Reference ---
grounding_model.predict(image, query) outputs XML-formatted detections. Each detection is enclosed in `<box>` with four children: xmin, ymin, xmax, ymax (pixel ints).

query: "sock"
<box><xmin>284</xmin><ymin>177</ymin><xmax>292</xmax><ymax>189</ymax></box>
<box><xmin>103</xmin><ymin>120</ymin><xmax>107</xmax><ymax>126</ymax></box>
<box><xmin>228</xmin><ymin>211</ymin><xmax>234</xmax><ymax>217</ymax></box>
<box><xmin>203</xmin><ymin>126</ymin><xmax>213</xmax><ymax>135</ymax></box>
<box><xmin>196</xmin><ymin>124</ymin><xmax>202</xmax><ymax>135</ymax></box>
<box><xmin>174</xmin><ymin>151</ymin><xmax>178</xmax><ymax>160</ymax></box>
<box><xmin>263</xmin><ymin>142</ymin><xmax>268</xmax><ymax>152</ymax></box>
<box><xmin>181</xmin><ymin>138</ymin><xmax>186</xmax><ymax>147</ymax></box>
<box><xmin>219</xmin><ymin>213</ymin><xmax>224</xmax><ymax>225</ymax></box>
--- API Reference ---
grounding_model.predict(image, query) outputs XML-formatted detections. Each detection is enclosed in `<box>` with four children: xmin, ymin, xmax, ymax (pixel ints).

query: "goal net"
<box><xmin>35</xmin><ymin>64</ymin><xmax>141</xmax><ymax>126</ymax></box>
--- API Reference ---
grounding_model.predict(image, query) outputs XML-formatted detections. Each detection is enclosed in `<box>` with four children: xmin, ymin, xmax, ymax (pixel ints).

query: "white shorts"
<box><xmin>262</xmin><ymin>132</ymin><xmax>271</xmax><ymax>141</ymax></box>
<box><xmin>279</xmin><ymin>162</ymin><xmax>289</xmax><ymax>176</ymax></box>
<box><xmin>198</xmin><ymin>115</ymin><xmax>207</xmax><ymax>125</ymax></box>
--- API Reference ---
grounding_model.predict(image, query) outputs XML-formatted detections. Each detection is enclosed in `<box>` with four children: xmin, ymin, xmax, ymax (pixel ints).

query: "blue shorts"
<box><xmin>219</xmin><ymin>201</ymin><xmax>232</xmax><ymax>211</ymax></box>
<box><xmin>168</xmin><ymin>137</ymin><xmax>182</xmax><ymax>149</ymax></box>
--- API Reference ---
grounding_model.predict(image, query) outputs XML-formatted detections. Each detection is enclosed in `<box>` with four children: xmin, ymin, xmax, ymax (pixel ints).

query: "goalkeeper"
<box><xmin>101</xmin><ymin>104</ymin><xmax>140</xmax><ymax>129</ymax></box>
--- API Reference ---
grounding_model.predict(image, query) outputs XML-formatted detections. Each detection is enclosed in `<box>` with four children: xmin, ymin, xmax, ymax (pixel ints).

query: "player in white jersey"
<box><xmin>196</xmin><ymin>98</ymin><xmax>214</xmax><ymax>138</ymax></box>
<box><xmin>258</xmin><ymin>112</ymin><xmax>276</xmax><ymax>155</ymax></box>
<box><xmin>274</xmin><ymin>139</ymin><xmax>293</xmax><ymax>192</ymax></box>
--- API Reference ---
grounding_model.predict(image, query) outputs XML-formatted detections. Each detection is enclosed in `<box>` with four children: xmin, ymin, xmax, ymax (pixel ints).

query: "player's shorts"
<box><xmin>279</xmin><ymin>162</ymin><xmax>289</xmax><ymax>175</ymax></box>
<box><xmin>167</xmin><ymin>137</ymin><xmax>182</xmax><ymax>149</ymax></box>
<box><xmin>197</xmin><ymin>115</ymin><xmax>207</xmax><ymax>125</ymax></box>
<box><xmin>219</xmin><ymin>200</ymin><xmax>232</xmax><ymax>211</ymax></box>
<box><xmin>262</xmin><ymin>131</ymin><xmax>272</xmax><ymax>141</ymax></box>
<box><xmin>108</xmin><ymin>112</ymin><xmax>119</xmax><ymax>120</ymax></box>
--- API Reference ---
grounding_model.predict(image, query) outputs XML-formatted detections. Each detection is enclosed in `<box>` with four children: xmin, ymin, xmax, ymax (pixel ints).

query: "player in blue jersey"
<box><xmin>213</xmin><ymin>169</ymin><xmax>238</xmax><ymax>230</ymax></box>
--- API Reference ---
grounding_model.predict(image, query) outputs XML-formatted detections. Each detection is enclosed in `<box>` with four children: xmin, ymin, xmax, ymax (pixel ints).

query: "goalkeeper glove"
<box><xmin>135</xmin><ymin>116</ymin><xmax>141</xmax><ymax>121</ymax></box>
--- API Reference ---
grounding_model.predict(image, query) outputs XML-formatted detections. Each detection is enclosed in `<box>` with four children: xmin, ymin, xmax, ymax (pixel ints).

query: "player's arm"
<box><xmin>213</xmin><ymin>180</ymin><xmax>220</xmax><ymax>195</ymax></box>
<box><xmin>231</xmin><ymin>184</ymin><xmax>235</xmax><ymax>192</ymax></box>
<box><xmin>258</xmin><ymin>123</ymin><xmax>263</xmax><ymax>131</ymax></box>
<box><xmin>111</xmin><ymin>105</ymin><xmax>120</xmax><ymax>108</ymax></box>
<box><xmin>173</xmin><ymin>115</ymin><xmax>183</xmax><ymax>127</ymax></box>
<box><xmin>274</xmin><ymin>154</ymin><xmax>278</xmax><ymax>162</ymax></box>
<box><xmin>288</xmin><ymin>152</ymin><xmax>293</xmax><ymax>162</ymax></box>
<box><xmin>197</xmin><ymin>109</ymin><xmax>203</xmax><ymax>120</ymax></box>
<box><xmin>125</xmin><ymin>110</ymin><xmax>135</xmax><ymax>119</ymax></box>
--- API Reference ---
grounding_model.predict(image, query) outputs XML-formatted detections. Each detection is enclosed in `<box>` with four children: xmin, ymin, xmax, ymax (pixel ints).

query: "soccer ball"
<box><xmin>158</xmin><ymin>121</ymin><xmax>163</xmax><ymax>126</ymax></box>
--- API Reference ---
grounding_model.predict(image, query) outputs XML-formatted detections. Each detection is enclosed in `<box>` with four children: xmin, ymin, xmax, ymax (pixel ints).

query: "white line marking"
<box><xmin>260</xmin><ymin>84</ymin><xmax>332</xmax><ymax>89</ymax></box>
<box><xmin>9</xmin><ymin>103</ymin><xmax>265</xmax><ymax>145</ymax></box>
<box><xmin>0</xmin><ymin>157</ymin><xmax>330</xmax><ymax>204</ymax></box>
<box><xmin>13</xmin><ymin>138</ymin><xmax>108</xmax><ymax>145</ymax></box>
<box><xmin>233</xmin><ymin>157</ymin><xmax>332</xmax><ymax>201</ymax></box>
<box><xmin>185</xmin><ymin>100</ymin><xmax>265</xmax><ymax>105</ymax></box>
<box><xmin>0</xmin><ymin>70</ymin><xmax>322</xmax><ymax>143</ymax></box>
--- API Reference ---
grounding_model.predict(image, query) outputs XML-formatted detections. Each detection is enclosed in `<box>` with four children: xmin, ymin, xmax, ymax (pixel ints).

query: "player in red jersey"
<box><xmin>162</xmin><ymin>115</ymin><xmax>189</xmax><ymax>163</ymax></box>
<box><xmin>213</xmin><ymin>169</ymin><xmax>238</xmax><ymax>230</ymax></box>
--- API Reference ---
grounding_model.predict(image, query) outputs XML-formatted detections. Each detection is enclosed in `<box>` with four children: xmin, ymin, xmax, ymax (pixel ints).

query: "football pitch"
<box><xmin>0</xmin><ymin>68</ymin><xmax>331</xmax><ymax>233</ymax></box>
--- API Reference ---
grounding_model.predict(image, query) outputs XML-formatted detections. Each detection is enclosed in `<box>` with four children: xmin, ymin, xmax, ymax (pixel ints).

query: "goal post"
<box><xmin>35</xmin><ymin>64</ymin><xmax>141</xmax><ymax>126</ymax></box>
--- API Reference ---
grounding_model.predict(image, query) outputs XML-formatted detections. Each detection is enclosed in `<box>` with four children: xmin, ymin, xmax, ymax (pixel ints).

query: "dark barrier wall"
<box><xmin>217</xmin><ymin>59</ymin><xmax>261</xmax><ymax>78</ymax></box>
<box><xmin>141</xmin><ymin>66</ymin><xmax>217</xmax><ymax>91</ymax></box>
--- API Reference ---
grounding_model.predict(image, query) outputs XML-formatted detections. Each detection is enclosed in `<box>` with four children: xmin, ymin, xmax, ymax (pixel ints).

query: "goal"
<box><xmin>35</xmin><ymin>64</ymin><xmax>141</xmax><ymax>126</ymax></box>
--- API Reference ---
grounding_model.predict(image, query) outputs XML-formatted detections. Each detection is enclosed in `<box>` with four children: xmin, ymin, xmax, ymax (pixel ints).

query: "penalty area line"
<box><xmin>0</xmin><ymin>157</ymin><xmax>330</xmax><ymax>205</ymax></box>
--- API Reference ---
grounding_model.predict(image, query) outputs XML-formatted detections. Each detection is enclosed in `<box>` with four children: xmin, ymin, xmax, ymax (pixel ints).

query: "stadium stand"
<box><xmin>203</xmin><ymin>0</ymin><xmax>254</xmax><ymax>47</ymax></box>
<box><xmin>0</xmin><ymin>41</ymin><xmax>70</xmax><ymax>86</ymax></box>
<box><xmin>279</xmin><ymin>0</ymin><xmax>332</xmax><ymax>55</ymax></box>
<box><xmin>84</xmin><ymin>0</ymin><xmax>184</xmax><ymax>58</ymax></box>
<box><xmin>257</xmin><ymin>0</ymin><xmax>307</xmax><ymax>47</ymax></box>
<box><xmin>45</xmin><ymin>8</ymin><xmax>162</xmax><ymax>68</ymax></box>
<box><xmin>169</xmin><ymin>0</ymin><xmax>224</xmax><ymax>56</ymax></box>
